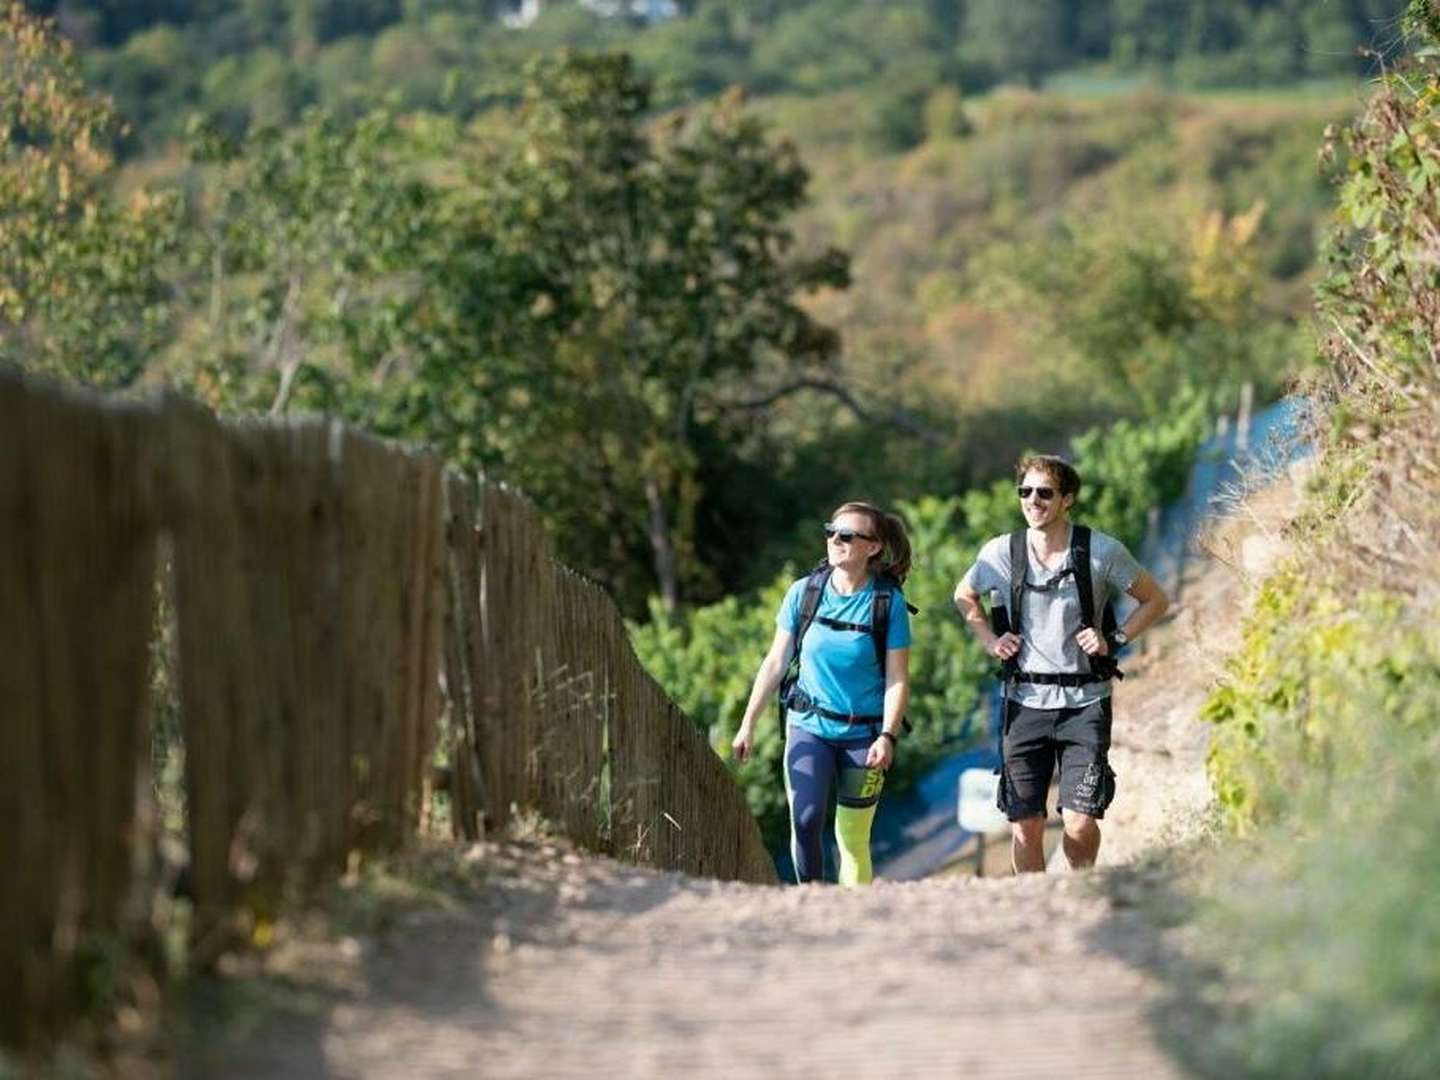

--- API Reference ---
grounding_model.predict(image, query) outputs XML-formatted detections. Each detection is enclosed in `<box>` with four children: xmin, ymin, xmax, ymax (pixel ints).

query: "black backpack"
<box><xmin>988</xmin><ymin>525</ymin><xmax>1122</xmax><ymax>685</ymax></box>
<box><xmin>778</xmin><ymin>560</ymin><xmax>918</xmax><ymax>731</ymax></box>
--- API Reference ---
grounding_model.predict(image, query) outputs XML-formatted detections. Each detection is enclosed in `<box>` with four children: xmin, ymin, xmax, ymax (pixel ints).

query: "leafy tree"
<box><xmin>631</xmin><ymin>3</ymin><xmax>747</xmax><ymax>104</ymax></box>
<box><xmin>438</xmin><ymin>53</ymin><xmax>849</xmax><ymax>613</ymax></box>
<box><xmin>0</xmin><ymin>2</ymin><xmax>178</xmax><ymax>388</ymax></box>
<box><xmin>958</xmin><ymin>0</ymin><xmax>1069</xmax><ymax>88</ymax></box>
<box><xmin>199</xmin><ymin>46</ymin><xmax>304</xmax><ymax>133</ymax></box>
<box><xmin>922</xmin><ymin>85</ymin><xmax>972</xmax><ymax>142</ymax></box>
<box><xmin>975</xmin><ymin>206</ymin><xmax>1293</xmax><ymax>414</ymax></box>
<box><xmin>176</xmin><ymin>107</ymin><xmax>434</xmax><ymax>416</ymax></box>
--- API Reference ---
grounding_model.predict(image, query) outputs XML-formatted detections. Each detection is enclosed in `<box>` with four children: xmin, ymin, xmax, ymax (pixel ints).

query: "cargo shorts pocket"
<box><xmin>994</xmin><ymin>766</ymin><xmax>1011</xmax><ymax>814</ymax></box>
<box><xmin>1069</xmin><ymin>757</ymin><xmax>1117</xmax><ymax>817</ymax></box>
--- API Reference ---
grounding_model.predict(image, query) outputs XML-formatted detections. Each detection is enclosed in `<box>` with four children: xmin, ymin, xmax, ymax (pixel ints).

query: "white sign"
<box><xmin>957</xmin><ymin>767</ymin><xmax>1010</xmax><ymax>835</ymax></box>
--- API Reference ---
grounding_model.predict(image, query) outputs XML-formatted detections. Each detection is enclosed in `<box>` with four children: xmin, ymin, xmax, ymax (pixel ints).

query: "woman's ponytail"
<box><xmin>832</xmin><ymin>501</ymin><xmax>912</xmax><ymax>586</ymax></box>
<box><xmin>874</xmin><ymin>510</ymin><xmax>912</xmax><ymax>585</ymax></box>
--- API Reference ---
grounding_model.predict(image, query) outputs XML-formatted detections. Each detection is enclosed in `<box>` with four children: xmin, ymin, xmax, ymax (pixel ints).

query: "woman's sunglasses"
<box><xmin>1017</xmin><ymin>485</ymin><xmax>1056</xmax><ymax>501</ymax></box>
<box><xmin>823</xmin><ymin>523</ymin><xmax>876</xmax><ymax>544</ymax></box>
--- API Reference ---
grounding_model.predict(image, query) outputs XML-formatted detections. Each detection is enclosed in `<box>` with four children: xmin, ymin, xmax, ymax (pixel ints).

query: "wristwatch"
<box><xmin>1112</xmin><ymin>629</ymin><xmax>1130</xmax><ymax>647</ymax></box>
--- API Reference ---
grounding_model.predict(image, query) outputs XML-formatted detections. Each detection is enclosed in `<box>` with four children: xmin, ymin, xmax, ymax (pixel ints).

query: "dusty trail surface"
<box><xmin>180</xmin><ymin>488</ymin><xmax>1295</xmax><ymax>1080</ymax></box>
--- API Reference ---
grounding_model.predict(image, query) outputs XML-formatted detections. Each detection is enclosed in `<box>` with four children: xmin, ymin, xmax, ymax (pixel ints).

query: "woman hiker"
<box><xmin>732</xmin><ymin>501</ymin><xmax>913</xmax><ymax>885</ymax></box>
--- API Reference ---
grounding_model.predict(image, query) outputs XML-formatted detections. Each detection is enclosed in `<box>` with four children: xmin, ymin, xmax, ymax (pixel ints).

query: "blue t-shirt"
<box><xmin>776</xmin><ymin>574</ymin><xmax>912</xmax><ymax>740</ymax></box>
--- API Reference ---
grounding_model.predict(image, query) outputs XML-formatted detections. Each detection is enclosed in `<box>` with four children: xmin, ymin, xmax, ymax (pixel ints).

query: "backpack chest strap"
<box><xmin>813</xmin><ymin>615</ymin><xmax>871</xmax><ymax>634</ymax></box>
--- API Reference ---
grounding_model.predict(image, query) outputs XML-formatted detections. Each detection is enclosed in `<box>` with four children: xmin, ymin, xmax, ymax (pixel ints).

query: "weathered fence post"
<box><xmin>0</xmin><ymin>372</ymin><xmax>160</xmax><ymax>1045</ymax></box>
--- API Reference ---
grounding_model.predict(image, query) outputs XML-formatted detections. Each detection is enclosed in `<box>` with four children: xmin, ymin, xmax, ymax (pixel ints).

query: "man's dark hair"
<box><xmin>1015</xmin><ymin>454</ymin><xmax>1082</xmax><ymax>499</ymax></box>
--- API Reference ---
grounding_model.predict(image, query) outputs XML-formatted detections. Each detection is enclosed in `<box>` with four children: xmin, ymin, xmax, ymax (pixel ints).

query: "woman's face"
<box><xmin>824</xmin><ymin>510</ymin><xmax>881</xmax><ymax>572</ymax></box>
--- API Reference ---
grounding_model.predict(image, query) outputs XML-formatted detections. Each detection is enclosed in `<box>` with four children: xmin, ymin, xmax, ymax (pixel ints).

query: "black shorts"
<box><xmin>997</xmin><ymin>697</ymin><xmax>1116</xmax><ymax>821</ymax></box>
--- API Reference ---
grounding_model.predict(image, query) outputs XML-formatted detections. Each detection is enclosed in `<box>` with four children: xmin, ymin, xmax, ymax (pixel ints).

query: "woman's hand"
<box><xmin>865</xmin><ymin>735</ymin><xmax>894</xmax><ymax>771</ymax></box>
<box><xmin>732</xmin><ymin>721</ymin><xmax>755</xmax><ymax>763</ymax></box>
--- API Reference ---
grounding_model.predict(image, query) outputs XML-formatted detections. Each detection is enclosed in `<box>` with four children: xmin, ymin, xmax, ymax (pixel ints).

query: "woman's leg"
<box><xmin>784</xmin><ymin>725</ymin><xmax>838</xmax><ymax>883</ymax></box>
<box><xmin>834</xmin><ymin>737</ymin><xmax>885</xmax><ymax>886</ymax></box>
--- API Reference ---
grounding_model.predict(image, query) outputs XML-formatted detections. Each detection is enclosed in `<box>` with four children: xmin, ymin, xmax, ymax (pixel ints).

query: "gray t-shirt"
<box><xmin>960</xmin><ymin>525</ymin><xmax>1143</xmax><ymax>709</ymax></box>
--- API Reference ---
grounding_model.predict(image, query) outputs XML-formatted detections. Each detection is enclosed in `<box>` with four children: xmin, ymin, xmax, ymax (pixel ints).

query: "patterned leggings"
<box><xmin>783</xmin><ymin>724</ymin><xmax>886</xmax><ymax>885</ymax></box>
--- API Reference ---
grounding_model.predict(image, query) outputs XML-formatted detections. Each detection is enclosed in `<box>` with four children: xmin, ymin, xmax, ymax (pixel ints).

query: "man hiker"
<box><xmin>953</xmin><ymin>455</ymin><xmax>1170</xmax><ymax>872</ymax></box>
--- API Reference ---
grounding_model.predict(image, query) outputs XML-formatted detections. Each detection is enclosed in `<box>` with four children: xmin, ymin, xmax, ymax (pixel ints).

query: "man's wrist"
<box><xmin>1112</xmin><ymin>628</ymin><xmax>1130</xmax><ymax>647</ymax></box>
<box><xmin>879</xmin><ymin>730</ymin><xmax>899</xmax><ymax>748</ymax></box>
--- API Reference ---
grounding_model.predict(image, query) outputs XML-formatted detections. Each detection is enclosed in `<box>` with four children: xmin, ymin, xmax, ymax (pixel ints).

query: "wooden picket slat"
<box><xmin>0</xmin><ymin>372</ymin><xmax>159</xmax><ymax>1045</ymax></box>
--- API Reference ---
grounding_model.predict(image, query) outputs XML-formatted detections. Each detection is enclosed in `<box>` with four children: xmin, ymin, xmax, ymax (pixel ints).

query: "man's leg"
<box><xmin>1055</xmin><ymin>698</ymin><xmax>1115</xmax><ymax>870</ymax></box>
<box><xmin>1002</xmin><ymin>702</ymin><xmax>1057</xmax><ymax>873</ymax></box>
<box><xmin>1060</xmin><ymin>809</ymin><xmax>1101</xmax><ymax>868</ymax></box>
<box><xmin>1011</xmin><ymin>814</ymin><xmax>1047</xmax><ymax>873</ymax></box>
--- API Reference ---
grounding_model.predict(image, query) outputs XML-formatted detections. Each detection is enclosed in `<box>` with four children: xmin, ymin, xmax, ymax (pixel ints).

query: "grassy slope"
<box><xmin>720</xmin><ymin>82</ymin><xmax>1355</xmax><ymax>500</ymax></box>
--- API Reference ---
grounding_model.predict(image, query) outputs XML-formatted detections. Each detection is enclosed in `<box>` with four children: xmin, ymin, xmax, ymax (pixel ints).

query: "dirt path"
<box><xmin>177</xmin><ymin>483</ymin><xmax>1301</xmax><ymax>1080</ymax></box>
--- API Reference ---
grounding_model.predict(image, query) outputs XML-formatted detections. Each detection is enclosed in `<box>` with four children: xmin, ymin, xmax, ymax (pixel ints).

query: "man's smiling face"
<box><xmin>1018</xmin><ymin>467</ymin><xmax>1072</xmax><ymax>529</ymax></box>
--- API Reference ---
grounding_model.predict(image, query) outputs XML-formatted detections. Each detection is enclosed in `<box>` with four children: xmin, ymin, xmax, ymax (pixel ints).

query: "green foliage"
<box><xmin>1200</xmin><ymin>751</ymin><xmax>1440</xmax><ymax>1079</ymax></box>
<box><xmin>1070</xmin><ymin>390</ymin><xmax>1212</xmax><ymax>546</ymax></box>
<box><xmin>857</xmin><ymin>76</ymin><xmax>931</xmax><ymax>154</ymax></box>
<box><xmin>0</xmin><ymin>3</ymin><xmax>179</xmax><ymax>388</ymax></box>
<box><xmin>922</xmin><ymin>85</ymin><xmax>972</xmax><ymax>142</ymax></box>
<box><xmin>1317</xmin><ymin>29</ymin><xmax>1440</xmax><ymax>391</ymax></box>
<box><xmin>175</xmin><ymin>106</ymin><xmax>434</xmax><ymax>416</ymax></box>
<box><xmin>426</xmin><ymin>53</ymin><xmax>849</xmax><ymax>614</ymax></box>
<box><xmin>958</xmin><ymin>0</ymin><xmax>1068</xmax><ymax>88</ymax></box>
<box><xmin>1186</xmin><ymin>17</ymin><xmax>1440</xmax><ymax>1072</ymax></box>
<box><xmin>49</xmin><ymin>1</ymin><xmax>1412</xmax><ymax>150</ymax></box>
<box><xmin>975</xmin><ymin>205</ymin><xmax>1299</xmax><ymax>414</ymax></box>
<box><xmin>1196</xmin><ymin>579</ymin><xmax>1440</xmax><ymax>1076</ymax></box>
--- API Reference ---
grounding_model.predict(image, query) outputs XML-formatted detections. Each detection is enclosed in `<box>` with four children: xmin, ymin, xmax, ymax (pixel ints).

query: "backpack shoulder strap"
<box><xmin>780</xmin><ymin>561</ymin><xmax>832</xmax><ymax>724</ymax></box>
<box><xmin>870</xmin><ymin>575</ymin><xmax>916</xmax><ymax>735</ymax></box>
<box><xmin>871</xmin><ymin>587</ymin><xmax>890</xmax><ymax>670</ymax></box>
<box><xmin>792</xmin><ymin>560</ymin><xmax>832</xmax><ymax>661</ymax></box>
<box><xmin>868</xmin><ymin>573</ymin><xmax>918</xmax><ymax>667</ymax></box>
<box><xmin>870</xmin><ymin>579</ymin><xmax>893</xmax><ymax>673</ymax></box>
<box><xmin>1071</xmin><ymin>524</ymin><xmax>1122</xmax><ymax>679</ymax></box>
<box><xmin>1070</xmin><ymin>524</ymin><xmax>1117</xmax><ymax>631</ymax></box>
<box><xmin>1007</xmin><ymin>529</ymin><xmax>1027</xmax><ymax>637</ymax></box>
<box><xmin>1070</xmin><ymin>525</ymin><xmax>1097</xmax><ymax>629</ymax></box>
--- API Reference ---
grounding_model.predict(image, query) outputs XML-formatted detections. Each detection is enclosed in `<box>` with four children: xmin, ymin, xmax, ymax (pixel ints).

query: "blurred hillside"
<box><xmin>763</xmin><ymin>84</ymin><xmax>1350</xmax><ymax>485</ymax></box>
<box><xmin>26</xmin><ymin>1</ymin><xmax>1407</xmax><ymax>149</ymax></box>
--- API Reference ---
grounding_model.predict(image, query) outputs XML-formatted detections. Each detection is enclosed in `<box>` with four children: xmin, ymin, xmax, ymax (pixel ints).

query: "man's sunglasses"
<box><xmin>1017</xmin><ymin>485</ymin><xmax>1056</xmax><ymax>501</ymax></box>
<box><xmin>823</xmin><ymin>523</ymin><xmax>876</xmax><ymax>543</ymax></box>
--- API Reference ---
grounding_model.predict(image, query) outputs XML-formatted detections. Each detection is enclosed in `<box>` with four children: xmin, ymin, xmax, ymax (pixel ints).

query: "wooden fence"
<box><xmin>0</xmin><ymin>369</ymin><xmax>775</xmax><ymax>1050</ymax></box>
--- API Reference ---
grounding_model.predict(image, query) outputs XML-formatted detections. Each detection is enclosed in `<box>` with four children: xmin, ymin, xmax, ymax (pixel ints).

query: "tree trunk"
<box><xmin>644</xmin><ymin>475</ymin><xmax>680</xmax><ymax>616</ymax></box>
<box><xmin>266</xmin><ymin>273</ymin><xmax>304</xmax><ymax>417</ymax></box>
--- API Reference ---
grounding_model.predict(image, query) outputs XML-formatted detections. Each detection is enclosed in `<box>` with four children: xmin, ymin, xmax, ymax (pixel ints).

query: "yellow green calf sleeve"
<box><xmin>834</xmin><ymin>802</ymin><xmax>877</xmax><ymax>886</ymax></box>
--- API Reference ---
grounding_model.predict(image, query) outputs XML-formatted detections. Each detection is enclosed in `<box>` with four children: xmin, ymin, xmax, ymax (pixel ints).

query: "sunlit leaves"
<box><xmin>0</xmin><ymin>2</ymin><xmax>178</xmax><ymax>388</ymax></box>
